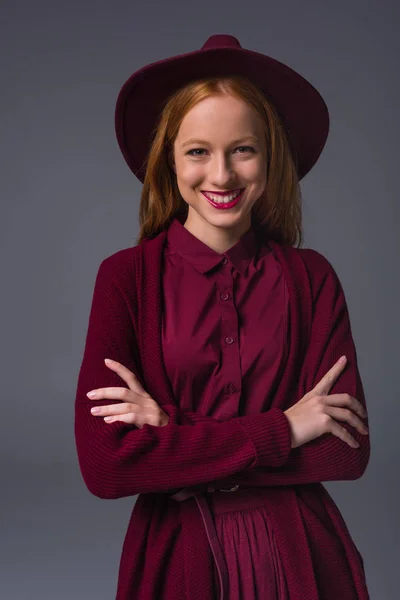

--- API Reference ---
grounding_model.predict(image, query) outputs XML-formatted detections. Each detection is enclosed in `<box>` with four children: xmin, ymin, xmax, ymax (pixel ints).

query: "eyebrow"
<box><xmin>181</xmin><ymin>135</ymin><xmax>261</xmax><ymax>148</ymax></box>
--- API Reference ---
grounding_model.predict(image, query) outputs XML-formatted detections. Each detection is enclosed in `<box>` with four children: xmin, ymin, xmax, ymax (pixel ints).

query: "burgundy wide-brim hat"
<box><xmin>115</xmin><ymin>34</ymin><xmax>329</xmax><ymax>183</ymax></box>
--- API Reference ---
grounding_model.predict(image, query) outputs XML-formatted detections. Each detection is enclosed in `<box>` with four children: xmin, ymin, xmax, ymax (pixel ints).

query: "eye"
<box><xmin>236</xmin><ymin>146</ymin><xmax>255</xmax><ymax>153</ymax></box>
<box><xmin>186</xmin><ymin>148</ymin><xmax>206</xmax><ymax>156</ymax></box>
<box><xmin>186</xmin><ymin>146</ymin><xmax>256</xmax><ymax>157</ymax></box>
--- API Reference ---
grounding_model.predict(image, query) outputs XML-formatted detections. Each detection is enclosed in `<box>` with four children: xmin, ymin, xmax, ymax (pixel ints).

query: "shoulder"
<box><xmin>92</xmin><ymin>245</ymin><xmax>141</xmax><ymax>296</ymax></box>
<box><xmin>98</xmin><ymin>245</ymin><xmax>138</xmax><ymax>273</ymax></box>
<box><xmin>296</xmin><ymin>246</ymin><xmax>337</xmax><ymax>276</ymax></box>
<box><xmin>270</xmin><ymin>240</ymin><xmax>339</xmax><ymax>280</ymax></box>
<box><xmin>273</xmin><ymin>242</ymin><xmax>344</xmax><ymax>300</ymax></box>
<box><xmin>94</xmin><ymin>230</ymin><xmax>166</xmax><ymax>289</ymax></box>
<box><xmin>292</xmin><ymin>245</ymin><xmax>341</xmax><ymax>283</ymax></box>
<box><xmin>295</xmin><ymin>247</ymin><xmax>346</xmax><ymax>303</ymax></box>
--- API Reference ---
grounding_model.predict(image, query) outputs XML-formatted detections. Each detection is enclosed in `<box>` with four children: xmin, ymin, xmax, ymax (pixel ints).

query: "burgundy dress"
<box><xmin>161</xmin><ymin>216</ymin><xmax>290</xmax><ymax>599</ymax></box>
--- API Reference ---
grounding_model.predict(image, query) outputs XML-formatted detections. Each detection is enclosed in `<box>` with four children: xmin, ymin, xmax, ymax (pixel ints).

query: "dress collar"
<box><xmin>166</xmin><ymin>215</ymin><xmax>262</xmax><ymax>276</ymax></box>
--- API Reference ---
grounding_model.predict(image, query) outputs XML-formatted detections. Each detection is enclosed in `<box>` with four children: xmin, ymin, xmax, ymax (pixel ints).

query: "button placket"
<box><xmin>218</xmin><ymin>263</ymin><xmax>241</xmax><ymax>412</ymax></box>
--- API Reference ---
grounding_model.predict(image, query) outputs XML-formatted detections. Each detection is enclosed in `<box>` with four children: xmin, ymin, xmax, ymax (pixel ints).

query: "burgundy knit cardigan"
<box><xmin>74</xmin><ymin>229</ymin><xmax>370</xmax><ymax>599</ymax></box>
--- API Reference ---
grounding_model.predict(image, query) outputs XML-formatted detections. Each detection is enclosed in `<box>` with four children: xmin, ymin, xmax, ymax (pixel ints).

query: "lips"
<box><xmin>201</xmin><ymin>188</ymin><xmax>244</xmax><ymax>209</ymax></box>
<box><xmin>201</xmin><ymin>188</ymin><xmax>243</xmax><ymax>196</ymax></box>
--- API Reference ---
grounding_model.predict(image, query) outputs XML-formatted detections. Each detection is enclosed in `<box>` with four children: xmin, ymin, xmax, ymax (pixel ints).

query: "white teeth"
<box><xmin>204</xmin><ymin>190</ymin><xmax>241</xmax><ymax>203</ymax></box>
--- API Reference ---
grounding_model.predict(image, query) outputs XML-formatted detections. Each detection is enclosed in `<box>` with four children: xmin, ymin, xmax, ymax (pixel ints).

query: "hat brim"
<box><xmin>115</xmin><ymin>46</ymin><xmax>329</xmax><ymax>182</ymax></box>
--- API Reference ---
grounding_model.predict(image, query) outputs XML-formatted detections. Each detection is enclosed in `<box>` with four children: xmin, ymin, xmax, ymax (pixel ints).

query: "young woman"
<box><xmin>75</xmin><ymin>34</ymin><xmax>371</xmax><ymax>599</ymax></box>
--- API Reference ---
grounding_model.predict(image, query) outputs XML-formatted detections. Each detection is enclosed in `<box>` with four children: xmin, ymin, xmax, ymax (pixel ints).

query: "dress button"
<box><xmin>222</xmin><ymin>256</ymin><xmax>228</xmax><ymax>265</ymax></box>
<box><xmin>220</xmin><ymin>292</ymin><xmax>229</xmax><ymax>301</ymax></box>
<box><xmin>227</xmin><ymin>383</ymin><xmax>236</xmax><ymax>394</ymax></box>
<box><xmin>225</xmin><ymin>336</ymin><xmax>234</xmax><ymax>344</ymax></box>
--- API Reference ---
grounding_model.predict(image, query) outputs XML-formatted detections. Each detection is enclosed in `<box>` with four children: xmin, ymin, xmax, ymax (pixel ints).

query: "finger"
<box><xmin>104</xmin><ymin>359</ymin><xmax>151</xmax><ymax>397</ymax></box>
<box><xmin>87</xmin><ymin>387</ymin><xmax>137</xmax><ymax>401</ymax></box>
<box><xmin>90</xmin><ymin>402</ymin><xmax>136</xmax><ymax>417</ymax></box>
<box><xmin>328</xmin><ymin>419</ymin><xmax>360</xmax><ymax>448</ymax></box>
<box><xmin>104</xmin><ymin>412</ymin><xmax>158</xmax><ymax>428</ymax></box>
<box><xmin>323</xmin><ymin>405</ymin><xmax>369</xmax><ymax>436</ymax></box>
<box><xmin>312</xmin><ymin>356</ymin><xmax>347</xmax><ymax>396</ymax></box>
<box><xmin>104</xmin><ymin>414</ymin><xmax>138</xmax><ymax>426</ymax></box>
<box><xmin>321</xmin><ymin>393</ymin><xmax>367</xmax><ymax>419</ymax></box>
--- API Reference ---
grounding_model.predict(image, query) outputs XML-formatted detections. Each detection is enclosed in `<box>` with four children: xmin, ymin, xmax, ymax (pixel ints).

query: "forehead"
<box><xmin>176</xmin><ymin>94</ymin><xmax>263</xmax><ymax>140</ymax></box>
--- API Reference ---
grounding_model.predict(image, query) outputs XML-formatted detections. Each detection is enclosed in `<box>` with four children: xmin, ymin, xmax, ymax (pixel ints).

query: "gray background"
<box><xmin>1</xmin><ymin>0</ymin><xmax>398</xmax><ymax>598</ymax></box>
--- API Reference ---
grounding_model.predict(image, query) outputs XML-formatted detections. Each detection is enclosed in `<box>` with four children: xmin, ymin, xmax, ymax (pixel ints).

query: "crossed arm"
<box><xmin>74</xmin><ymin>254</ymin><xmax>370</xmax><ymax>500</ymax></box>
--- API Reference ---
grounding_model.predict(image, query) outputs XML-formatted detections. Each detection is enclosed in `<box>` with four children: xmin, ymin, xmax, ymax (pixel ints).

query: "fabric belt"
<box><xmin>170</xmin><ymin>483</ymin><xmax>240</xmax><ymax>600</ymax></box>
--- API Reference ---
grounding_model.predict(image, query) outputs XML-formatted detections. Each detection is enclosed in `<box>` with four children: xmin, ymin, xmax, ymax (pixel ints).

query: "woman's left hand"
<box><xmin>87</xmin><ymin>358</ymin><xmax>170</xmax><ymax>428</ymax></box>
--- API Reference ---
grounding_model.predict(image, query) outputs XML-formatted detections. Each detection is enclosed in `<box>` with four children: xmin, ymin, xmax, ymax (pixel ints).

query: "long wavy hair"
<box><xmin>135</xmin><ymin>75</ymin><xmax>303</xmax><ymax>248</ymax></box>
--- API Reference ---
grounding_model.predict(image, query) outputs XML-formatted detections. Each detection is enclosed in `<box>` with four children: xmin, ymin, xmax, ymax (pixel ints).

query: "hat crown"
<box><xmin>201</xmin><ymin>34</ymin><xmax>242</xmax><ymax>50</ymax></box>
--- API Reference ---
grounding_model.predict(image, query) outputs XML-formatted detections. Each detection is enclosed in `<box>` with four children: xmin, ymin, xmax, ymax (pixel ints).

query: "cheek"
<box><xmin>177</xmin><ymin>163</ymin><xmax>204</xmax><ymax>189</ymax></box>
<box><xmin>243</xmin><ymin>159</ymin><xmax>266</xmax><ymax>182</ymax></box>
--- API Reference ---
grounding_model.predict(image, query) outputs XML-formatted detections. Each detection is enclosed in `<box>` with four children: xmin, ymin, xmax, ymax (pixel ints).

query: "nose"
<box><xmin>208</xmin><ymin>153</ymin><xmax>238</xmax><ymax>187</ymax></box>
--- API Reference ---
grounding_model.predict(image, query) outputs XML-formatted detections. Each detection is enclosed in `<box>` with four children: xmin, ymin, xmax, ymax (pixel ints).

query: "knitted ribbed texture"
<box><xmin>237</xmin><ymin>407</ymin><xmax>292</xmax><ymax>467</ymax></box>
<box><xmin>74</xmin><ymin>232</ymin><xmax>370</xmax><ymax>600</ymax></box>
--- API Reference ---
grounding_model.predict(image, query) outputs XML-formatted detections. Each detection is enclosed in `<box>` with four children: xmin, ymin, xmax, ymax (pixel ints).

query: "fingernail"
<box><xmin>91</xmin><ymin>407</ymin><xmax>100</xmax><ymax>414</ymax></box>
<box><xmin>87</xmin><ymin>391</ymin><xmax>97</xmax><ymax>398</ymax></box>
<box><xmin>104</xmin><ymin>358</ymin><xmax>113</xmax><ymax>364</ymax></box>
<box><xmin>338</xmin><ymin>355</ymin><xmax>346</xmax><ymax>363</ymax></box>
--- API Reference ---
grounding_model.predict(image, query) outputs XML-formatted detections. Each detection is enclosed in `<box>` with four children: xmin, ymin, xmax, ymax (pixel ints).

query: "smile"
<box><xmin>201</xmin><ymin>189</ymin><xmax>244</xmax><ymax>209</ymax></box>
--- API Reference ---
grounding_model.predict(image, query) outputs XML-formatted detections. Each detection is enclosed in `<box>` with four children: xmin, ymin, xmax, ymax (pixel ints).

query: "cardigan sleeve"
<box><xmin>171</xmin><ymin>251</ymin><xmax>370</xmax><ymax>486</ymax></box>
<box><xmin>74</xmin><ymin>258</ymin><xmax>292</xmax><ymax>499</ymax></box>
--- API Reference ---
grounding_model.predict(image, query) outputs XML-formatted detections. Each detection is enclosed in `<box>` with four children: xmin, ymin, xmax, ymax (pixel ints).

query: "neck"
<box><xmin>183</xmin><ymin>214</ymin><xmax>251</xmax><ymax>254</ymax></box>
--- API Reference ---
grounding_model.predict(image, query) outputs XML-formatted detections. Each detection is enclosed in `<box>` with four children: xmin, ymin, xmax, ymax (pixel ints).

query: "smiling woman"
<box><xmin>75</xmin><ymin>33</ymin><xmax>370</xmax><ymax>600</ymax></box>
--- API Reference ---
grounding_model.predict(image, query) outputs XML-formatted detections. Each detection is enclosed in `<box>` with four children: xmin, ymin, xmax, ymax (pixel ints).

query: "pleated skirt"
<box><xmin>207</xmin><ymin>487</ymin><xmax>289</xmax><ymax>600</ymax></box>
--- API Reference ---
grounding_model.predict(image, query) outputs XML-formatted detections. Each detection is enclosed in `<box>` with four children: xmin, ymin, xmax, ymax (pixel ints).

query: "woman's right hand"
<box><xmin>284</xmin><ymin>356</ymin><xmax>369</xmax><ymax>449</ymax></box>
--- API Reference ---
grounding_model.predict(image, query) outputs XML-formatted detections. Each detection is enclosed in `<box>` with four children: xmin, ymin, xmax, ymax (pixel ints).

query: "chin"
<box><xmin>202</xmin><ymin>209</ymin><xmax>250</xmax><ymax>228</ymax></box>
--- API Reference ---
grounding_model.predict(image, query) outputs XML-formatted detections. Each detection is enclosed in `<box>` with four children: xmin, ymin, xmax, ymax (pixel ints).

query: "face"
<box><xmin>172</xmin><ymin>93</ymin><xmax>267</xmax><ymax>252</ymax></box>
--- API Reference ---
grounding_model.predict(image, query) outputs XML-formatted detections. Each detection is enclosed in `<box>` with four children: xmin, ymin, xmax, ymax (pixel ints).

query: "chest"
<box><xmin>160</xmin><ymin>257</ymin><xmax>290</xmax><ymax>418</ymax></box>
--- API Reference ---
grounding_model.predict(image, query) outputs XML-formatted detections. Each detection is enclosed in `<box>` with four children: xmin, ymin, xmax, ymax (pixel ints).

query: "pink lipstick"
<box><xmin>201</xmin><ymin>189</ymin><xmax>244</xmax><ymax>210</ymax></box>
